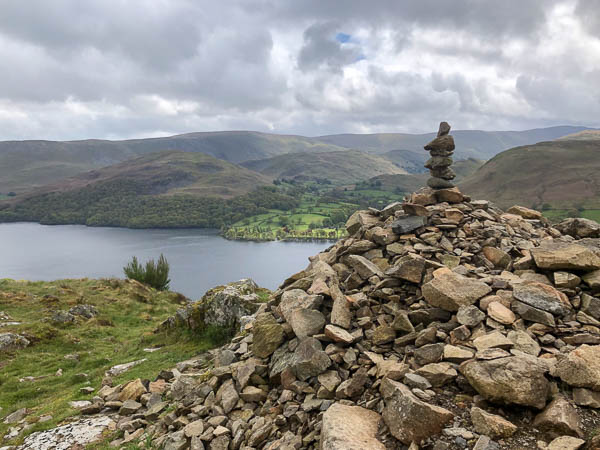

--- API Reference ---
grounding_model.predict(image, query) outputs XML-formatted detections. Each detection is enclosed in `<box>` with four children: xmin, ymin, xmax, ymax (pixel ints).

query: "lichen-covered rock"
<box><xmin>470</xmin><ymin>406</ymin><xmax>518</xmax><ymax>438</ymax></box>
<box><xmin>252</xmin><ymin>313</ymin><xmax>284</xmax><ymax>359</ymax></box>
<box><xmin>0</xmin><ymin>332</ymin><xmax>30</xmax><ymax>352</ymax></box>
<box><xmin>159</xmin><ymin>279</ymin><xmax>266</xmax><ymax>333</ymax></box>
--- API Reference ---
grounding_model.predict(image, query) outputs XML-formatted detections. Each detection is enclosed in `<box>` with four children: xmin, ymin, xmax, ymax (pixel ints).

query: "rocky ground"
<box><xmin>5</xmin><ymin>185</ymin><xmax>600</xmax><ymax>449</ymax></box>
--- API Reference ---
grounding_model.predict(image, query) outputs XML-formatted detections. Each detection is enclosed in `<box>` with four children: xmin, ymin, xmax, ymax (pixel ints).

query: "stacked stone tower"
<box><xmin>424</xmin><ymin>121</ymin><xmax>455</xmax><ymax>189</ymax></box>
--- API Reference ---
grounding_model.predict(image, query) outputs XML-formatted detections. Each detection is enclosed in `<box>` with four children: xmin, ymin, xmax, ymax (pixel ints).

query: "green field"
<box><xmin>0</xmin><ymin>278</ymin><xmax>227</xmax><ymax>446</ymax></box>
<box><xmin>224</xmin><ymin>184</ymin><xmax>406</xmax><ymax>241</ymax></box>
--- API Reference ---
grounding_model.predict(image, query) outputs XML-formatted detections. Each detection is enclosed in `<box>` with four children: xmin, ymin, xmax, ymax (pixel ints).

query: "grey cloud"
<box><xmin>298</xmin><ymin>22</ymin><xmax>362</xmax><ymax>72</ymax></box>
<box><xmin>0</xmin><ymin>0</ymin><xmax>597</xmax><ymax>141</ymax></box>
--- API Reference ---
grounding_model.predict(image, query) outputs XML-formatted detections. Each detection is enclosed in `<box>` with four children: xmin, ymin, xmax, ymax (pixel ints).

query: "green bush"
<box><xmin>123</xmin><ymin>254</ymin><xmax>171</xmax><ymax>291</ymax></box>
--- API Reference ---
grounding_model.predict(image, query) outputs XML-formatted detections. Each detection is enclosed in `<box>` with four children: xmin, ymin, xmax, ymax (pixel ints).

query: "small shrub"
<box><xmin>123</xmin><ymin>254</ymin><xmax>171</xmax><ymax>291</ymax></box>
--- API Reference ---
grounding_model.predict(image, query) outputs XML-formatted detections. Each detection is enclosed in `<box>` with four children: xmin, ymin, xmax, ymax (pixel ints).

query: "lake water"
<box><xmin>0</xmin><ymin>223</ymin><xmax>330</xmax><ymax>299</ymax></box>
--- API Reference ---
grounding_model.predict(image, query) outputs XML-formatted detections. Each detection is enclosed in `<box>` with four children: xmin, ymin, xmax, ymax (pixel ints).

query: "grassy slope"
<box><xmin>556</xmin><ymin>130</ymin><xmax>600</xmax><ymax>141</ymax></box>
<box><xmin>0</xmin><ymin>278</ymin><xmax>229</xmax><ymax>446</ymax></box>
<box><xmin>241</xmin><ymin>149</ymin><xmax>407</xmax><ymax>184</ymax></box>
<box><xmin>460</xmin><ymin>140</ymin><xmax>600</xmax><ymax>210</ymax></box>
<box><xmin>0</xmin><ymin>132</ymin><xmax>348</xmax><ymax>194</ymax></box>
<box><xmin>12</xmin><ymin>151</ymin><xmax>271</xmax><ymax>200</ymax></box>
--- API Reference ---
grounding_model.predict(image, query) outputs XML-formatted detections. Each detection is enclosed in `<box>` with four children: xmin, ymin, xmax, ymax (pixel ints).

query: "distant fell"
<box><xmin>0</xmin><ymin>126</ymin><xmax>592</xmax><ymax>194</ymax></box>
<box><xmin>556</xmin><ymin>130</ymin><xmax>600</xmax><ymax>141</ymax></box>
<box><xmin>460</xmin><ymin>140</ymin><xmax>600</xmax><ymax>210</ymax></box>
<box><xmin>241</xmin><ymin>149</ymin><xmax>407</xmax><ymax>184</ymax></box>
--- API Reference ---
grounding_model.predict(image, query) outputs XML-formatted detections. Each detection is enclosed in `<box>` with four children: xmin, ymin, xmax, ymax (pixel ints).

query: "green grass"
<box><xmin>0</xmin><ymin>278</ymin><xmax>226</xmax><ymax>446</ymax></box>
<box><xmin>542</xmin><ymin>209</ymin><xmax>600</xmax><ymax>223</ymax></box>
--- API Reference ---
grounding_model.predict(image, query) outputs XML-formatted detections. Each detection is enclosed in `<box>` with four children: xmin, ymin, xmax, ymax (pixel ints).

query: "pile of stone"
<box><xmin>61</xmin><ymin>182</ymin><xmax>600</xmax><ymax>450</ymax></box>
<box><xmin>425</xmin><ymin>122</ymin><xmax>456</xmax><ymax>189</ymax></box>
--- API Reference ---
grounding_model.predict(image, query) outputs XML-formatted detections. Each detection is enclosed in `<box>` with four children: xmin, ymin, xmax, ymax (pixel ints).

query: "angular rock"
<box><xmin>324</xmin><ymin>324</ymin><xmax>354</xmax><ymax>344</ymax></box>
<box><xmin>119</xmin><ymin>378</ymin><xmax>146</xmax><ymax>402</ymax></box>
<box><xmin>511</xmin><ymin>300</ymin><xmax>556</xmax><ymax>327</ymax></box>
<box><xmin>546</xmin><ymin>436</ymin><xmax>585</xmax><ymax>450</ymax></box>
<box><xmin>252</xmin><ymin>313</ymin><xmax>284</xmax><ymax>359</ymax></box>
<box><xmin>457</xmin><ymin>305</ymin><xmax>486</xmax><ymax>327</ymax></box>
<box><xmin>415</xmin><ymin>362</ymin><xmax>457</xmax><ymax>387</ymax></box>
<box><xmin>346</xmin><ymin>210</ymin><xmax>379</xmax><ymax>235</ymax></box>
<box><xmin>345</xmin><ymin>254</ymin><xmax>385</xmax><ymax>279</ymax></box>
<box><xmin>531</xmin><ymin>244</ymin><xmax>600</xmax><ymax>271</ymax></box>
<box><xmin>216</xmin><ymin>379</ymin><xmax>239</xmax><ymax>414</ymax></box>
<box><xmin>279</xmin><ymin>289</ymin><xmax>321</xmax><ymax>322</ymax></box>
<box><xmin>482</xmin><ymin>247</ymin><xmax>511</xmax><ymax>269</ymax></box>
<box><xmin>385</xmin><ymin>254</ymin><xmax>426</xmax><ymax>284</ymax></box>
<box><xmin>288</xmin><ymin>308</ymin><xmax>325</xmax><ymax>338</ymax></box>
<box><xmin>372</xmin><ymin>325</ymin><xmax>396</xmax><ymax>345</ymax></box>
<box><xmin>291</xmin><ymin>337</ymin><xmax>331</xmax><ymax>381</ymax></box>
<box><xmin>470</xmin><ymin>406</ymin><xmax>518</xmax><ymax>438</ymax></box>
<box><xmin>513</xmin><ymin>281</ymin><xmax>572</xmax><ymax>316</ymax></box>
<box><xmin>555</xmin><ymin>217</ymin><xmax>600</xmax><ymax>238</ymax></box>
<box><xmin>506</xmin><ymin>205</ymin><xmax>543</xmax><ymax>220</ymax></box>
<box><xmin>381</xmin><ymin>379</ymin><xmax>453</xmax><ymax>444</ymax></box>
<box><xmin>460</xmin><ymin>356</ymin><xmax>550</xmax><ymax>409</ymax></box>
<box><xmin>533</xmin><ymin>396</ymin><xmax>583</xmax><ymax>438</ymax></box>
<box><xmin>320</xmin><ymin>403</ymin><xmax>385</xmax><ymax>450</ymax></box>
<box><xmin>553</xmin><ymin>345</ymin><xmax>600</xmax><ymax>390</ymax></box>
<box><xmin>473</xmin><ymin>332</ymin><xmax>513</xmax><ymax>351</ymax></box>
<box><xmin>422</xmin><ymin>271</ymin><xmax>491</xmax><ymax>311</ymax></box>
<box><xmin>583</xmin><ymin>269</ymin><xmax>600</xmax><ymax>290</ymax></box>
<box><xmin>487</xmin><ymin>302</ymin><xmax>516</xmax><ymax>325</ymax></box>
<box><xmin>0</xmin><ymin>333</ymin><xmax>30</xmax><ymax>352</ymax></box>
<box><xmin>391</xmin><ymin>215</ymin><xmax>426</xmax><ymax>235</ymax></box>
<box><xmin>507</xmin><ymin>330</ymin><xmax>540</xmax><ymax>356</ymax></box>
<box><xmin>572</xmin><ymin>388</ymin><xmax>600</xmax><ymax>408</ymax></box>
<box><xmin>554</xmin><ymin>272</ymin><xmax>581</xmax><ymax>289</ymax></box>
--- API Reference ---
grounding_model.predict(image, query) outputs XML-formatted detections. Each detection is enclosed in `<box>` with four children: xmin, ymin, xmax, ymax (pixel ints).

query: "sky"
<box><xmin>0</xmin><ymin>0</ymin><xmax>599</xmax><ymax>141</ymax></box>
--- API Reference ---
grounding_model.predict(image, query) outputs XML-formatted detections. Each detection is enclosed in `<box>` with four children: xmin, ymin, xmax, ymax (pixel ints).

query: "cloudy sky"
<box><xmin>0</xmin><ymin>0</ymin><xmax>599</xmax><ymax>140</ymax></box>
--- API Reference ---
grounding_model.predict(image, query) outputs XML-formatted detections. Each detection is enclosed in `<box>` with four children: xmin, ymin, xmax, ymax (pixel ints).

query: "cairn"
<box><xmin>425</xmin><ymin>121</ymin><xmax>455</xmax><ymax>189</ymax></box>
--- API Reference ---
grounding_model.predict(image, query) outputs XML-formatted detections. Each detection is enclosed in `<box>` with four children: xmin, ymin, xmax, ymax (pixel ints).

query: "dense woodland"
<box><xmin>0</xmin><ymin>181</ymin><xmax>301</xmax><ymax>229</ymax></box>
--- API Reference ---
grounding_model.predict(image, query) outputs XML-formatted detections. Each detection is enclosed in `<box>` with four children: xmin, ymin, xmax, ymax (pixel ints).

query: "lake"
<box><xmin>0</xmin><ymin>223</ymin><xmax>331</xmax><ymax>299</ymax></box>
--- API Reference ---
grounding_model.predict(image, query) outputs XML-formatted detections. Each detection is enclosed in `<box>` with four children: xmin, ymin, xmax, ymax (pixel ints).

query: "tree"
<box><xmin>123</xmin><ymin>254</ymin><xmax>171</xmax><ymax>291</ymax></box>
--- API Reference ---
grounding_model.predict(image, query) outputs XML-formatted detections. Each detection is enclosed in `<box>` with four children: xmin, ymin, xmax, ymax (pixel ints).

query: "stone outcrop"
<box><xmin>158</xmin><ymin>278</ymin><xmax>266</xmax><ymax>333</ymax></box>
<box><xmin>24</xmin><ymin>183</ymin><xmax>600</xmax><ymax>450</ymax></box>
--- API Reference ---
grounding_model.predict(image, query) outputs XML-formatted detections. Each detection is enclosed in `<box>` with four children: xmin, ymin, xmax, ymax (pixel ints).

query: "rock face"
<box><xmin>460</xmin><ymin>356</ymin><xmax>550</xmax><ymax>409</ymax></box>
<box><xmin>37</xmin><ymin>184</ymin><xmax>600</xmax><ymax>449</ymax></box>
<box><xmin>320</xmin><ymin>403</ymin><xmax>385</xmax><ymax>450</ymax></box>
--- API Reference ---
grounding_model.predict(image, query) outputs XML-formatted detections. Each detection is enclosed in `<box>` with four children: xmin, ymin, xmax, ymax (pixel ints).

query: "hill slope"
<box><xmin>316</xmin><ymin>125</ymin><xmax>592</xmax><ymax>161</ymax></box>
<box><xmin>460</xmin><ymin>140</ymin><xmax>600</xmax><ymax>210</ymax></box>
<box><xmin>556</xmin><ymin>130</ymin><xmax>600</xmax><ymax>141</ymax></box>
<box><xmin>1</xmin><ymin>126</ymin><xmax>592</xmax><ymax>194</ymax></box>
<box><xmin>0</xmin><ymin>152</ymin><xmax>300</xmax><ymax>228</ymax></box>
<box><xmin>0</xmin><ymin>131</ymin><xmax>346</xmax><ymax>194</ymax></box>
<box><xmin>242</xmin><ymin>150</ymin><xmax>406</xmax><ymax>184</ymax></box>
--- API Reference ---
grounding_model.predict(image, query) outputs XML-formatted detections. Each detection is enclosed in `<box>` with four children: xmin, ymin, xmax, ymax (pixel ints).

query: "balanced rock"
<box><xmin>423</xmin><ymin>122</ymin><xmax>456</xmax><ymax>189</ymax></box>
